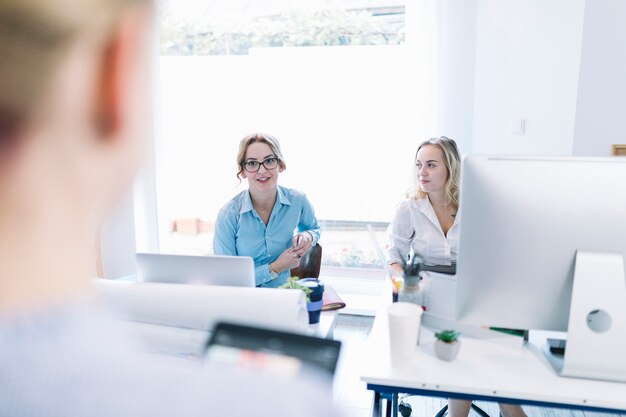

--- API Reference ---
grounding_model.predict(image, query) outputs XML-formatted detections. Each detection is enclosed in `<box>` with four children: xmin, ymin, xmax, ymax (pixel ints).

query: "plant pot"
<box><xmin>300</xmin><ymin>278</ymin><xmax>325</xmax><ymax>324</ymax></box>
<box><xmin>434</xmin><ymin>339</ymin><xmax>461</xmax><ymax>361</ymax></box>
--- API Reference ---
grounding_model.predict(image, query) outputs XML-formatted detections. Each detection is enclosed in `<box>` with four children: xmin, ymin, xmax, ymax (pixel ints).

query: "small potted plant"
<box><xmin>280</xmin><ymin>276</ymin><xmax>324</xmax><ymax>324</ymax></box>
<box><xmin>280</xmin><ymin>276</ymin><xmax>312</xmax><ymax>299</ymax></box>
<box><xmin>434</xmin><ymin>330</ymin><xmax>461</xmax><ymax>361</ymax></box>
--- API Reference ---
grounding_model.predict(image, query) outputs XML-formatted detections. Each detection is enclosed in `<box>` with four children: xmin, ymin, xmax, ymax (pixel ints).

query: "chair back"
<box><xmin>290</xmin><ymin>244</ymin><xmax>322</xmax><ymax>279</ymax></box>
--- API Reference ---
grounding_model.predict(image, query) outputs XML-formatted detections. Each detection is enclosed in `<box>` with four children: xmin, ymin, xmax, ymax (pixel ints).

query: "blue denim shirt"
<box><xmin>213</xmin><ymin>186</ymin><xmax>320</xmax><ymax>287</ymax></box>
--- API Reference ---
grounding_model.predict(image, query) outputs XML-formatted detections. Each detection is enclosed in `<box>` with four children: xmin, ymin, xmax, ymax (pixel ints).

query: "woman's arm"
<box><xmin>297</xmin><ymin>195</ymin><xmax>320</xmax><ymax>245</ymax></box>
<box><xmin>387</xmin><ymin>201</ymin><xmax>414</xmax><ymax>268</ymax></box>
<box><xmin>213</xmin><ymin>208</ymin><xmax>237</xmax><ymax>256</ymax></box>
<box><xmin>290</xmin><ymin>194</ymin><xmax>320</xmax><ymax>257</ymax></box>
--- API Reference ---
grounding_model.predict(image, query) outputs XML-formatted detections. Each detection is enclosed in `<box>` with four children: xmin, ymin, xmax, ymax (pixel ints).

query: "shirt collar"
<box><xmin>239</xmin><ymin>186</ymin><xmax>292</xmax><ymax>215</ymax></box>
<box><xmin>417</xmin><ymin>196</ymin><xmax>459</xmax><ymax>230</ymax></box>
<box><xmin>276</xmin><ymin>186</ymin><xmax>292</xmax><ymax>206</ymax></box>
<box><xmin>417</xmin><ymin>196</ymin><xmax>441</xmax><ymax>227</ymax></box>
<box><xmin>240</xmin><ymin>191</ymin><xmax>254</xmax><ymax>214</ymax></box>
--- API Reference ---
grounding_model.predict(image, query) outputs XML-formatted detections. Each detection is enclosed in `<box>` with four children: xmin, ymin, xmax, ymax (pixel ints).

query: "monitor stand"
<box><xmin>545</xmin><ymin>251</ymin><xmax>626</xmax><ymax>382</ymax></box>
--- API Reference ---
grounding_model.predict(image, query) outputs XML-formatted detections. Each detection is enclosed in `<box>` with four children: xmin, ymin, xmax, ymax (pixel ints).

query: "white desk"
<box><xmin>308</xmin><ymin>310</ymin><xmax>338</xmax><ymax>339</ymax></box>
<box><xmin>360</xmin><ymin>310</ymin><xmax>626</xmax><ymax>417</ymax></box>
<box><xmin>125</xmin><ymin>310</ymin><xmax>338</xmax><ymax>362</ymax></box>
<box><xmin>104</xmin><ymin>276</ymin><xmax>338</xmax><ymax>360</ymax></box>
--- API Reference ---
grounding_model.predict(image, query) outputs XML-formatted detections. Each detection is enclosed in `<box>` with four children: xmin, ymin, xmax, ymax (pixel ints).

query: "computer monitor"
<box><xmin>136</xmin><ymin>253</ymin><xmax>255</xmax><ymax>287</ymax></box>
<box><xmin>456</xmin><ymin>155</ymin><xmax>626</xmax><ymax>381</ymax></box>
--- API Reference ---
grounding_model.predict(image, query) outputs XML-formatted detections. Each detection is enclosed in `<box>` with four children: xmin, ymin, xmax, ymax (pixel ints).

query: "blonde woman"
<box><xmin>387</xmin><ymin>136</ymin><xmax>461</xmax><ymax>277</ymax></box>
<box><xmin>386</xmin><ymin>137</ymin><xmax>527</xmax><ymax>417</ymax></box>
<box><xmin>214</xmin><ymin>133</ymin><xmax>320</xmax><ymax>287</ymax></box>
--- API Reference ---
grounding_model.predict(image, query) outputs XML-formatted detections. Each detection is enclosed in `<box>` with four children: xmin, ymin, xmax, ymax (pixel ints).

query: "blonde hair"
<box><xmin>0</xmin><ymin>0</ymin><xmax>144</xmax><ymax>140</ymax></box>
<box><xmin>236</xmin><ymin>133</ymin><xmax>287</xmax><ymax>179</ymax></box>
<box><xmin>408</xmin><ymin>136</ymin><xmax>461</xmax><ymax>212</ymax></box>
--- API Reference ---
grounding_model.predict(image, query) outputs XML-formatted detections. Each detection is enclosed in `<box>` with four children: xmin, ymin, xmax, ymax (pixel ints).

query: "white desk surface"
<box><xmin>126</xmin><ymin>310</ymin><xmax>338</xmax><ymax>368</ymax></box>
<box><xmin>360</xmin><ymin>309</ymin><xmax>626</xmax><ymax>412</ymax></box>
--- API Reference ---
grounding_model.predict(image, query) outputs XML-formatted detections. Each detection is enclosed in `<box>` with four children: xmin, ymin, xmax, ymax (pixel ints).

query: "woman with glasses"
<box><xmin>214</xmin><ymin>133</ymin><xmax>320</xmax><ymax>287</ymax></box>
<box><xmin>387</xmin><ymin>136</ymin><xmax>527</xmax><ymax>417</ymax></box>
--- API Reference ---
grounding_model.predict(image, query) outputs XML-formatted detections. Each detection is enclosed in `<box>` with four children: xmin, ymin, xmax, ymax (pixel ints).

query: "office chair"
<box><xmin>290</xmin><ymin>244</ymin><xmax>322</xmax><ymax>279</ymax></box>
<box><xmin>435</xmin><ymin>403</ymin><xmax>491</xmax><ymax>417</ymax></box>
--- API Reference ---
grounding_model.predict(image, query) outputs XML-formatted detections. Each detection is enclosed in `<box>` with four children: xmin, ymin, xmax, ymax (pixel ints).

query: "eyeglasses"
<box><xmin>242</xmin><ymin>157</ymin><xmax>280</xmax><ymax>173</ymax></box>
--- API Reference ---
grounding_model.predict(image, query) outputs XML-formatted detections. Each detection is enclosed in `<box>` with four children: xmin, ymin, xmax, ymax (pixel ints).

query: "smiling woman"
<box><xmin>213</xmin><ymin>133</ymin><xmax>321</xmax><ymax>287</ymax></box>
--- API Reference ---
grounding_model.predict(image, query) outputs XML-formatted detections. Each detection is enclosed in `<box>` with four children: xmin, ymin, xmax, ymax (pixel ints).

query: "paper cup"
<box><xmin>387</xmin><ymin>302</ymin><xmax>423</xmax><ymax>367</ymax></box>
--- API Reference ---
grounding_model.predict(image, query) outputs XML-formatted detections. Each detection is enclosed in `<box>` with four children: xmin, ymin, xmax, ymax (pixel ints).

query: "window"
<box><xmin>155</xmin><ymin>1</ymin><xmax>434</xmax><ymax>276</ymax></box>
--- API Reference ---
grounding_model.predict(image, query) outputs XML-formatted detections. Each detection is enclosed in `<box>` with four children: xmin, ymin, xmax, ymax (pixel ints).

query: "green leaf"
<box><xmin>434</xmin><ymin>330</ymin><xmax>460</xmax><ymax>343</ymax></box>
<box><xmin>279</xmin><ymin>276</ymin><xmax>312</xmax><ymax>302</ymax></box>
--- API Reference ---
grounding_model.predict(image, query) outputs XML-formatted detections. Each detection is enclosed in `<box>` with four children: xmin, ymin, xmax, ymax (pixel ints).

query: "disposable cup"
<box><xmin>387</xmin><ymin>302</ymin><xmax>423</xmax><ymax>367</ymax></box>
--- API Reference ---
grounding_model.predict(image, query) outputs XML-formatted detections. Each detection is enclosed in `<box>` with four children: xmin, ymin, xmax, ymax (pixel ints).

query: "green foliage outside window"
<box><xmin>161</xmin><ymin>9</ymin><xmax>405</xmax><ymax>56</ymax></box>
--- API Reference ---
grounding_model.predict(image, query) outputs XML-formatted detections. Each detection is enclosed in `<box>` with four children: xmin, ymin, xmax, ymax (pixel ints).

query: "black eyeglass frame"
<box><xmin>242</xmin><ymin>157</ymin><xmax>280</xmax><ymax>173</ymax></box>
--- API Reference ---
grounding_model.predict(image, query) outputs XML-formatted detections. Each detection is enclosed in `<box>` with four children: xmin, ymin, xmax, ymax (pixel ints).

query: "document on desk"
<box><xmin>421</xmin><ymin>272</ymin><xmax>457</xmax><ymax>320</ymax></box>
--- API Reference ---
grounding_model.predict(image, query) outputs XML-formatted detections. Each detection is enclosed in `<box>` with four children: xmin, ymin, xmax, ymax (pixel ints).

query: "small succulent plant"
<box><xmin>279</xmin><ymin>276</ymin><xmax>312</xmax><ymax>302</ymax></box>
<box><xmin>434</xmin><ymin>330</ymin><xmax>460</xmax><ymax>343</ymax></box>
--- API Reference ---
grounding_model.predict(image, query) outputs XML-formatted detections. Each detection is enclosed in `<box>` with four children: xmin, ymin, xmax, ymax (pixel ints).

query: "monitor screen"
<box><xmin>456</xmin><ymin>155</ymin><xmax>626</xmax><ymax>331</ymax></box>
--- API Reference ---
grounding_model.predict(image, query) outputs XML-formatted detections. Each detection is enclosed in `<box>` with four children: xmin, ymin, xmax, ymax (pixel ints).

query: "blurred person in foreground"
<box><xmin>0</xmin><ymin>1</ymin><xmax>339</xmax><ymax>416</ymax></box>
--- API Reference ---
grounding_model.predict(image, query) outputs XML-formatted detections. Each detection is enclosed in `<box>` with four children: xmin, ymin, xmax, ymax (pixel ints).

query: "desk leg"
<box><xmin>372</xmin><ymin>391</ymin><xmax>381</xmax><ymax>417</ymax></box>
<box><xmin>371</xmin><ymin>391</ymin><xmax>395</xmax><ymax>417</ymax></box>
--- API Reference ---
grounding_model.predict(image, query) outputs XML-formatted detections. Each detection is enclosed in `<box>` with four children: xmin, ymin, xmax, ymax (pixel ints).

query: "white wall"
<box><xmin>572</xmin><ymin>0</ymin><xmax>626</xmax><ymax>156</ymax></box>
<box><xmin>471</xmin><ymin>0</ymin><xmax>586</xmax><ymax>156</ymax></box>
<box><xmin>436</xmin><ymin>0</ymin><xmax>478</xmax><ymax>156</ymax></box>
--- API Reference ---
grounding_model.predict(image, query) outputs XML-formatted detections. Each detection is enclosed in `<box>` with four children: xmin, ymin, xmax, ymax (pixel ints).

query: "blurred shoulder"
<box><xmin>395</xmin><ymin>198</ymin><xmax>421</xmax><ymax>211</ymax></box>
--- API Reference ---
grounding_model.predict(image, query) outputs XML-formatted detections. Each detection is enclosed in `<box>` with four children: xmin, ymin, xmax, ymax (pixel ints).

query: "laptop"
<box><xmin>367</xmin><ymin>224</ymin><xmax>395</xmax><ymax>278</ymax></box>
<box><xmin>135</xmin><ymin>253</ymin><xmax>255</xmax><ymax>287</ymax></box>
<box><xmin>205</xmin><ymin>321</ymin><xmax>342</xmax><ymax>380</ymax></box>
<box><xmin>367</xmin><ymin>224</ymin><xmax>456</xmax><ymax>275</ymax></box>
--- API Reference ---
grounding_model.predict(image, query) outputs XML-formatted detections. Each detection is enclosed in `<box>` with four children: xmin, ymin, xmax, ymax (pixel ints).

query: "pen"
<box><xmin>391</xmin><ymin>276</ymin><xmax>398</xmax><ymax>293</ymax></box>
<box><xmin>296</xmin><ymin>235</ymin><xmax>302</xmax><ymax>258</ymax></box>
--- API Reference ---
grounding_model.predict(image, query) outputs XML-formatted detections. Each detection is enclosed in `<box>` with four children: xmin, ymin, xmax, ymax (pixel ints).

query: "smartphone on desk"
<box><xmin>205</xmin><ymin>322</ymin><xmax>342</xmax><ymax>380</ymax></box>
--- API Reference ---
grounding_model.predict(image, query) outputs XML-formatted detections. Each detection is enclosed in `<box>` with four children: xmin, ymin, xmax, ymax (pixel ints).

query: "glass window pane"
<box><xmin>156</xmin><ymin>1</ymin><xmax>424</xmax><ymax>274</ymax></box>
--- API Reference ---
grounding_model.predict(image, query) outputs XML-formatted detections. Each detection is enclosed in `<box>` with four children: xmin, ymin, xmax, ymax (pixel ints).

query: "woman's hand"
<box><xmin>270</xmin><ymin>233</ymin><xmax>314</xmax><ymax>274</ymax></box>
<box><xmin>390</xmin><ymin>263</ymin><xmax>405</xmax><ymax>277</ymax></box>
<box><xmin>291</xmin><ymin>232</ymin><xmax>313</xmax><ymax>259</ymax></box>
<box><xmin>271</xmin><ymin>247</ymin><xmax>303</xmax><ymax>273</ymax></box>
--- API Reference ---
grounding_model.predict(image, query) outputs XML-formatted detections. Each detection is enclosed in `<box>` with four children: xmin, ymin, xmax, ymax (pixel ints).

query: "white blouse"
<box><xmin>387</xmin><ymin>197</ymin><xmax>459</xmax><ymax>266</ymax></box>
